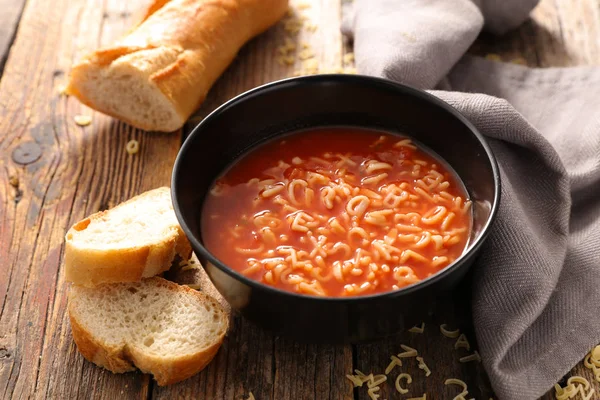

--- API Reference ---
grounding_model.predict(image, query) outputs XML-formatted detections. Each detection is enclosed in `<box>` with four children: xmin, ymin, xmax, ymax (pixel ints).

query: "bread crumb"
<box><xmin>126</xmin><ymin>140</ymin><xmax>139</xmax><ymax>155</ymax></box>
<box><xmin>306</xmin><ymin>23</ymin><xmax>318</xmax><ymax>32</ymax></box>
<box><xmin>58</xmin><ymin>84</ymin><xmax>69</xmax><ymax>96</ymax></box>
<box><xmin>485</xmin><ymin>53</ymin><xmax>502</xmax><ymax>62</ymax></box>
<box><xmin>279</xmin><ymin>55</ymin><xmax>293</xmax><ymax>65</ymax></box>
<box><xmin>8</xmin><ymin>175</ymin><xmax>19</xmax><ymax>187</ymax></box>
<box><xmin>284</xmin><ymin>18</ymin><xmax>303</xmax><ymax>34</ymax></box>
<box><xmin>301</xmin><ymin>41</ymin><xmax>310</xmax><ymax>49</ymax></box>
<box><xmin>298</xmin><ymin>48</ymin><xmax>314</xmax><ymax>60</ymax></box>
<box><xmin>343</xmin><ymin>52</ymin><xmax>355</xmax><ymax>64</ymax></box>
<box><xmin>296</xmin><ymin>1</ymin><xmax>311</xmax><ymax>10</ymax></box>
<box><xmin>318</xmin><ymin>67</ymin><xmax>337</xmax><ymax>74</ymax></box>
<box><xmin>74</xmin><ymin>115</ymin><xmax>92</xmax><ymax>126</ymax></box>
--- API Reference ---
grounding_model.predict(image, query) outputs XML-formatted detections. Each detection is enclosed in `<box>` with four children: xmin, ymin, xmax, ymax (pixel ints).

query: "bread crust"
<box><xmin>67</xmin><ymin>0</ymin><xmax>289</xmax><ymax>132</ymax></box>
<box><xmin>68</xmin><ymin>278</ymin><xmax>229</xmax><ymax>386</ymax></box>
<box><xmin>64</xmin><ymin>187</ymin><xmax>192</xmax><ymax>287</ymax></box>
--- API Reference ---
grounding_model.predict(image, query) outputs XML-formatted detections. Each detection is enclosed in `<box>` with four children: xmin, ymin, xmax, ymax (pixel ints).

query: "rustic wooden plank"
<box><xmin>1</xmin><ymin>0</ymin><xmax>598</xmax><ymax>399</ymax></box>
<box><xmin>353</xmin><ymin>284</ymin><xmax>494</xmax><ymax>400</ymax></box>
<box><xmin>0</xmin><ymin>0</ymin><xmax>28</xmax><ymax>74</ymax></box>
<box><xmin>0</xmin><ymin>0</ymin><xmax>177</xmax><ymax>398</ymax></box>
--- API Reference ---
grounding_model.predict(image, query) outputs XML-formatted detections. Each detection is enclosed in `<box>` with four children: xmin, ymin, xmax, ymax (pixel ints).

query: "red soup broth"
<box><xmin>201</xmin><ymin>127</ymin><xmax>472</xmax><ymax>297</ymax></box>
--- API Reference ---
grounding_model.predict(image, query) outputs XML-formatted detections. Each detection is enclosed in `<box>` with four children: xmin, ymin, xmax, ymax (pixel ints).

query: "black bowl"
<box><xmin>172</xmin><ymin>74</ymin><xmax>500</xmax><ymax>343</ymax></box>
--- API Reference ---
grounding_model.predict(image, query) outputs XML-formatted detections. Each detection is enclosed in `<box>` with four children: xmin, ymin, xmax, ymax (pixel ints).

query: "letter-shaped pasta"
<box><xmin>393</xmin><ymin>266</ymin><xmax>419</xmax><ymax>286</ymax></box>
<box><xmin>412</xmin><ymin>231</ymin><xmax>431</xmax><ymax>249</ymax></box>
<box><xmin>365</xmin><ymin>160</ymin><xmax>393</xmax><ymax>174</ymax></box>
<box><xmin>288</xmin><ymin>179</ymin><xmax>309</xmax><ymax>206</ymax></box>
<box><xmin>421</xmin><ymin>206</ymin><xmax>448</xmax><ymax>225</ymax></box>
<box><xmin>395</xmin><ymin>373</ymin><xmax>412</xmax><ymax>394</ymax></box>
<box><xmin>235</xmin><ymin>244</ymin><xmax>265</xmax><ymax>255</ymax></box>
<box><xmin>383</xmin><ymin>187</ymin><xmax>409</xmax><ymax>208</ymax></box>
<box><xmin>362</xmin><ymin>173</ymin><xmax>388</xmax><ymax>186</ymax></box>
<box><xmin>364</xmin><ymin>209</ymin><xmax>393</xmax><ymax>226</ymax></box>
<box><xmin>348</xmin><ymin>226</ymin><xmax>370</xmax><ymax>246</ymax></box>
<box><xmin>203</xmin><ymin>131</ymin><xmax>472</xmax><ymax>297</ymax></box>
<box><xmin>327</xmin><ymin>242</ymin><xmax>352</xmax><ymax>259</ymax></box>
<box><xmin>393</xmin><ymin>139</ymin><xmax>417</xmax><ymax>150</ymax></box>
<box><xmin>346</xmin><ymin>195</ymin><xmax>370</xmax><ymax>217</ymax></box>
<box><xmin>321</xmin><ymin>187</ymin><xmax>336</xmax><ymax>209</ymax></box>
<box><xmin>298</xmin><ymin>281</ymin><xmax>326</xmax><ymax>296</ymax></box>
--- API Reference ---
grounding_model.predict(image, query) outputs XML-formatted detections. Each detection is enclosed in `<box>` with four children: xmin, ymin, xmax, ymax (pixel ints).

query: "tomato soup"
<box><xmin>201</xmin><ymin>127</ymin><xmax>472</xmax><ymax>297</ymax></box>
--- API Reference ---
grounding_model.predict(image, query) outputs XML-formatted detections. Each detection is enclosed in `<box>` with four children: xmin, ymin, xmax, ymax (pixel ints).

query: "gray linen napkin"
<box><xmin>343</xmin><ymin>1</ymin><xmax>600</xmax><ymax>399</ymax></box>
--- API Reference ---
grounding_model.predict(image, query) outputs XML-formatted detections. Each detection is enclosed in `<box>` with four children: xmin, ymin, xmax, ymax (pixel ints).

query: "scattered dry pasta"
<box><xmin>126</xmin><ymin>139</ymin><xmax>139</xmax><ymax>155</ymax></box>
<box><xmin>440</xmin><ymin>324</ymin><xmax>461</xmax><ymax>338</ymax></box>
<box><xmin>459</xmin><ymin>351</ymin><xmax>481</xmax><ymax>363</ymax></box>
<box><xmin>385</xmin><ymin>355</ymin><xmax>402</xmax><ymax>374</ymax></box>
<box><xmin>398</xmin><ymin>344</ymin><xmax>418</xmax><ymax>358</ymax></box>
<box><xmin>74</xmin><ymin>115</ymin><xmax>92</xmax><ymax>126</ymax></box>
<box><xmin>416</xmin><ymin>356</ymin><xmax>431</xmax><ymax>377</ymax></box>
<box><xmin>408</xmin><ymin>322</ymin><xmax>425</xmax><ymax>333</ymax></box>
<box><xmin>584</xmin><ymin>344</ymin><xmax>600</xmax><ymax>383</ymax></box>
<box><xmin>367</xmin><ymin>385</ymin><xmax>380</xmax><ymax>400</ymax></box>
<box><xmin>395</xmin><ymin>373</ymin><xmax>412</xmax><ymax>394</ymax></box>
<box><xmin>445</xmin><ymin>378</ymin><xmax>469</xmax><ymax>400</ymax></box>
<box><xmin>454</xmin><ymin>334</ymin><xmax>470</xmax><ymax>350</ymax></box>
<box><xmin>554</xmin><ymin>376</ymin><xmax>595</xmax><ymax>400</ymax></box>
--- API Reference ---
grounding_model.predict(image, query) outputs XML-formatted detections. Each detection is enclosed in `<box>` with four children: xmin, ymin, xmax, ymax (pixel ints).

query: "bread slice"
<box><xmin>68</xmin><ymin>277</ymin><xmax>228</xmax><ymax>385</ymax></box>
<box><xmin>66</xmin><ymin>0</ymin><xmax>289</xmax><ymax>131</ymax></box>
<box><xmin>65</xmin><ymin>187</ymin><xmax>192</xmax><ymax>287</ymax></box>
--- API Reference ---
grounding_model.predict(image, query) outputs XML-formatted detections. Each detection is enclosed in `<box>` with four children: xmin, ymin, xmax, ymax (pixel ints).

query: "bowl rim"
<box><xmin>172</xmin><ymin>73</ymin><xmax>501</xmax><ymax>303</ymax></box>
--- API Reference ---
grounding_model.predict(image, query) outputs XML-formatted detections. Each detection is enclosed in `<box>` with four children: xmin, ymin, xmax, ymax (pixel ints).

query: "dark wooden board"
<box><xmin>0</xmin><ymin>0</ymin><xmax>599</xmax><ymax>399</ymax></box>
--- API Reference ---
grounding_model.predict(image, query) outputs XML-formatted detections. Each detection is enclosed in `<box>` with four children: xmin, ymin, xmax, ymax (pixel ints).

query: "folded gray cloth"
<box><xmin>343</xmin><ymin>1</ymin><xmax>600</xmax><ymax>399</ymax></box>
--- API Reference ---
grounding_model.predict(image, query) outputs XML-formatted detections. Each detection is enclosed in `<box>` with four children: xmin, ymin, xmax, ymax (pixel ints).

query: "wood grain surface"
<box><xmin>0</xmin><ymin>0</ymin><xmax>598</xmax><ymax>399</ymax></box>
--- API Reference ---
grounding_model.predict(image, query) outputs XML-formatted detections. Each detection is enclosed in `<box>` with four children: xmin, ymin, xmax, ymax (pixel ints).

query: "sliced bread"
<box><xmin>68</xmin><ymin>277</ymin><xmax>228</xmax><ymax>385</ymax></box>
<box><xmin>65</xmin><ymin>187</ymin><xmax>191</xmax><ymax>286</ymax></box>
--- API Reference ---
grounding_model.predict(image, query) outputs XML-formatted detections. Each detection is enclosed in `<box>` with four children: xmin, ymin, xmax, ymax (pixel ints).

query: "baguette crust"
<box><xmin>68</xmin><ymin>278</ymin><xmax>228</xmax><ymax>386</ymax></box>
<box><xmin>67</xmin><ymin>0</ymin><xmax>289</xmax><ymax>131</ymax></box>
<box><xmin>64</xmin><ymin>187</ymin><xmax>192</xmax><ymax>287</ymax></box>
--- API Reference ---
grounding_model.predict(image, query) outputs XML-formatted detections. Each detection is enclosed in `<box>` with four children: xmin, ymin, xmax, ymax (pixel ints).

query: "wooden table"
<box><xmin>1</xmin><ymin>0</ymin><xmax>599</xmax><ymax>399</ymax></box>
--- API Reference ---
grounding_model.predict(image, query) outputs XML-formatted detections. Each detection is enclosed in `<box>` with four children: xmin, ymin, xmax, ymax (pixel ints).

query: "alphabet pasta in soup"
<box><xmin>202</xmin><ymin>127</ymin><xmax>472</xmax><ymax>297</ymax></box>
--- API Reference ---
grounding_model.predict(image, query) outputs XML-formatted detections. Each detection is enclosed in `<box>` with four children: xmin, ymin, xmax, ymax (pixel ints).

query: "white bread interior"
<box><xmin>68</xmin><ymin>277</ymin><xmax>228</xmax><ymax>385</ymax></box>
<box><xmin>65</xmin><ymin>187</ymin><xmax>192</xmax><ymax>286</ymax></box>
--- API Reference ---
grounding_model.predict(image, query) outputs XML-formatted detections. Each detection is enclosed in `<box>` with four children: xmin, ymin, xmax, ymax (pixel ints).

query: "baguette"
<box><xmin>67</xmin><ymin>0</ymin><xmax>289</xmax><ymax>132</ymax></box>
<box><xmin>68</xmin><ymin>277</ymin><xmax>228</xmax><ymax>385</ymax></box>
<box><xmin>64</xmin><ymin>187</ymin><xmax>192</xmax><ymax>286</ymax></box>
